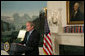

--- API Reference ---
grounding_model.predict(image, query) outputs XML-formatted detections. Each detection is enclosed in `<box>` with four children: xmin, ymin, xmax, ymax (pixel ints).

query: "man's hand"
<box><xmin>17</xmin><ymin>43</ymin><xmax>23</xmax><ymax>45</ymax></box>
<box><xmin>17</xmin><ymin>43</ymin><xmax>26</xmax><ymax>47</ymax></box>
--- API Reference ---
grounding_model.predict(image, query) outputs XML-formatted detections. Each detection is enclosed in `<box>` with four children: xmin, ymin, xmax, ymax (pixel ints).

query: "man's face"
<box><xmin>26</xmin><ymin>22</ymin><xmax>33</xmax><ymax>31</ymax></box>
<box><xmin>74</xmin><ymin>3</ymin><xmax>79</xmax><ymax>11</ymax></box>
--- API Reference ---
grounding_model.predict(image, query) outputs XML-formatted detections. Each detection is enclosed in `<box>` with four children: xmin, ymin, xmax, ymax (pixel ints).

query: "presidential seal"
<box><xmin>4</xmin><ymin>42</ymin><xmax>10</xmax><ymax>51</ymax></box>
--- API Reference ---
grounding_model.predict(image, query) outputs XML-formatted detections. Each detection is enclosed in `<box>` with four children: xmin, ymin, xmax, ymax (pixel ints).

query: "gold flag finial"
<box><xmin>44</xmin><ymin>7</ymin><xmax>47</xmax><ymax>16</ymax></box>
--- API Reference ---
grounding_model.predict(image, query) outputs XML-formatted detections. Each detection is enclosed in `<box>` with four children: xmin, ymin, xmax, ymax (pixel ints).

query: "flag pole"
<box><xmin>44</xmin><ymin>7</ymin><xmax>47</xmax><ymax>17</ymax></box>
<box><xmin>43</xmin><ymin>7</ymin><xmax>48</xmax><ymax>55</ymax></box>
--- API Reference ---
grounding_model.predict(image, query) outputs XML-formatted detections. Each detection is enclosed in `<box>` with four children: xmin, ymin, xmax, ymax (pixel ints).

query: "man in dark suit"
<box><xmin>70</xmin><ymin>2</ymin><xmax>84</xmax><ymax>21</ymax></box>
<box><xmin>19</xmin><ymin>21</ymin><xmax>40</xmax><ymax>55</ymax></box>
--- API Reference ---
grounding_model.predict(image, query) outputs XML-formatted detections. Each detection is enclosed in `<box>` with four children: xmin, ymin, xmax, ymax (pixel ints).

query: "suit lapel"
<box><xmin>24</xmin><ymin>31</ymin><xmax>29</xmax><ymax>43</ymax></box>
<box><xmin>27</xmin><ymin>29</ymin><xmax>35</xmax><ymax>42</ymax></box>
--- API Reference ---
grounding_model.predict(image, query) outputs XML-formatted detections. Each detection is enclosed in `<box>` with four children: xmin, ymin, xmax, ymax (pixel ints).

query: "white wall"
<box><xmin>47</xmin><ymin>1</ymin><xmax>84</xmax><ymax>33</ymax></box>
<box><xmin>47</xmin><ymin>1</ymin><xmax>66</xmax><ymax>26</ymax></box>
<box><xmin>39</xmin><ymin>1</ymin><xmax>84</xmax><ymax>55</ymax></box>
<box><xmin>47</xmin><ymin>1</ymin><xmax>84</xmax><ymax>55</ymax></box>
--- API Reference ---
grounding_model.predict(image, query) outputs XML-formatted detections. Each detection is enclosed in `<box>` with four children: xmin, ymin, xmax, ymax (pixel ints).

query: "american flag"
<box><xmin>43</xmin><ymin>17</ymin><xmax>53</xmax><ymax>55</ymax></box>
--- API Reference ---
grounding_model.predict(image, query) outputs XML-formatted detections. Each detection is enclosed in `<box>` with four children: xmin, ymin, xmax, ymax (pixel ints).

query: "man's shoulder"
<box><xmin>32</xmin><ymin>29</ymin><xmax>40</xmax><ymax>35</ymax></box>
<box><xmin>33</xmin><ymin>29</ymin><xmax>39</xmax><ymax>33</ymax></box>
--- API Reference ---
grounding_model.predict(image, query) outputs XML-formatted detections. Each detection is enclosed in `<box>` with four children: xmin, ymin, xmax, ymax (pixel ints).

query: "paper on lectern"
<box><xmin>17</xmin><ymin>30</ymin><xmax>26</xmax><ymax>41</ymax></box>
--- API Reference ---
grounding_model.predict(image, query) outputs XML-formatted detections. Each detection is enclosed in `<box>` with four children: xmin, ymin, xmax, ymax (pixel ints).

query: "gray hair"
<box><xmin>74</xmin><ymin>2</ymin><xmax>80</xmax><ymax>8</ymax></box>
<box><xmin>27</xmin><ymin>21</ymin><xmax>35</xmax><ymax>27</ymax></box>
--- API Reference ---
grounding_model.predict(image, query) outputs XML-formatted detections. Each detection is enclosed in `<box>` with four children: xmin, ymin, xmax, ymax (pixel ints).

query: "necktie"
<box><xmin>26</xmin><ymin>32</ymin><xmax>30</xmax><ymax>44</ymax></box>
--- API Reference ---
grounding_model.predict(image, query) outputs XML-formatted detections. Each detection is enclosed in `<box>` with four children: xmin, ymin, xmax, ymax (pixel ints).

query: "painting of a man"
<box><xmin>70</xmin><ymin>2</ymin><xmax>84</xmax><ymax>21</ymax></box>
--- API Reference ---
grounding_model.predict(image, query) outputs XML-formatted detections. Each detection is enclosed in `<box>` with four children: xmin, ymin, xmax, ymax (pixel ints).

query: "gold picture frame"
<box><xmin>66</xmin><ymin>1</ymin><xmax>84</xmax><ymax>24</ymax></box>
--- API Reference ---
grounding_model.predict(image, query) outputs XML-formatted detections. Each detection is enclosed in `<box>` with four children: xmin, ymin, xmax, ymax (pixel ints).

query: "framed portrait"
<box><xmin>66</xmin><ymin>1</ymin><xmax>84</xmax><ymax>24</ymax></box>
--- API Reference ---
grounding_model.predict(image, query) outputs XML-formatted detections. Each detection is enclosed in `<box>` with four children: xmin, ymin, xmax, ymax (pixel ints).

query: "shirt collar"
<box><xmin>29</xmin><ymin>29</ymin><xmax>34</xmax><ymax>35</ymax></box>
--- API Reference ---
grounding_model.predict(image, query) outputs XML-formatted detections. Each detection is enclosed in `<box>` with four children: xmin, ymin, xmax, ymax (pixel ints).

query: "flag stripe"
<box><xmin>44</xmin><ymin>36</ymin><xmax>52</xmax><ymax>49</ymax></box>
<box><xmin>43</xmin><ymin>45</ymin><xmax>50</xmax><ymax>55</ymax></box>
<box><xmin>43</xmin><ymin>40</ymin><xmax>52</xmax><ymax>55</ymax></box>
<box><xmin>47</xmin><ymin>33</ymin><xmax>53</xmax><ymax>52</ymax></box>
<box><xmin>43</xmin><ymin>47</ymin><xmax>48</xmax><ymax>55</ymax></box>
<box><xmin>48</xmin><ymin>33</ymin><xmax>52</xmax><ymax>44</ymax></box>
<box><xmin>43</xmin><ymin>43</ymin><xmax>52</xmax><ymax>55</ymax></box>
<box><xmin>48</xmin><ymin>33</ymin><xmax>51</xmax><ymax>38</ymax></box>
<box><xmin>44</xmin><ymin>35</ymin><xmax>51</xmax><ymax>46</ymax></box>
<box><xmin>49</xmin><ymin>33</ymin><xmax>51</xmax><ymax>35</ymax></box>
<box><xmin>43</xmin><ymin>37</ymin><xmax>50</xmax><ymax>55</ymax></box>
<box><xmin>47</xmin><ymin>34</ymin><xmax>52</xmax><ymax>44</ymax></box>
<box><xmin>43</xmin><ymin>15</ymin><xmax>53</xmax><ymax>55</ymax></box>
<box><xmin>46</xmin><ymin>47</ymin><xmax>52</xmax><ymax>55</ymax></box>
<box><xmin>43</xmin><ymin>42</ymin><xmax>53</xmax><ymax>54</ymax></box>
<box><xmin>44</xmin><ymin>36</ymin><xmax>53</xmax><ymax>53</ymax></box>
<box><xmin>44</xmin><ymin>38</ymin><xmax>53</xmax><ymax>53</ymax></box>
<box><xmin>43</xmin><ymin>34</ymin><xmax>53</xmax><ymax>55</ymax></box>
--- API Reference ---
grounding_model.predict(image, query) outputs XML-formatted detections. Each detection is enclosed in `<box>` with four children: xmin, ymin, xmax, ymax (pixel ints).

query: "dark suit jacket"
<box><xmin>20</xmin><ymin>29</ymin><xmax>40</xmax><ymax>55</ymax></box>
<box><xmin>70</xmin><ymin>10</ymin><xmax>84</xmax><ymax>21</ymax></box>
